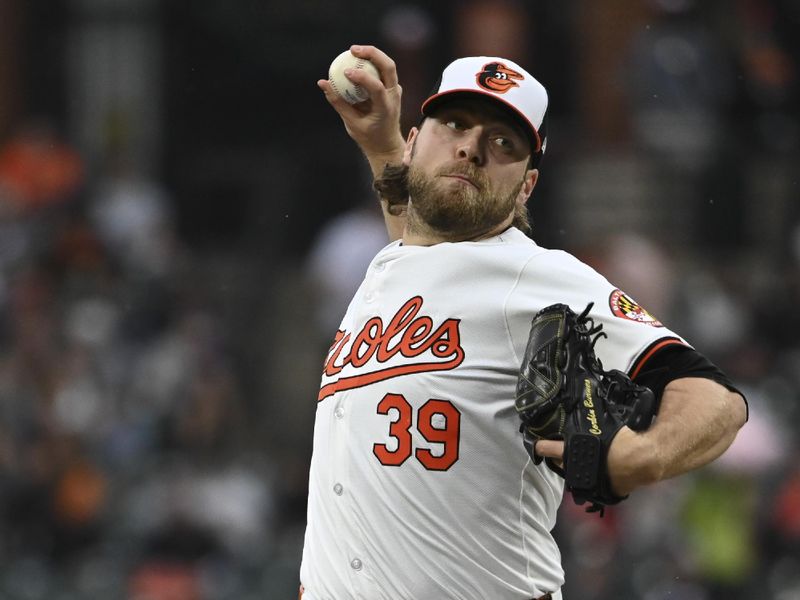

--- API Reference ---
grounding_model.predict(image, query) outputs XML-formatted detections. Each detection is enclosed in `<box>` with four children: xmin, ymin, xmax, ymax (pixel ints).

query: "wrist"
<box><xmin>362</xmin><ymin>131</ymin><xmax>405</xmax><ymax>166</ymax></box>
<box><xmin>607</xmin><ymin>427</ymin><xmax>664</xmax><ymax>496</ymax></box>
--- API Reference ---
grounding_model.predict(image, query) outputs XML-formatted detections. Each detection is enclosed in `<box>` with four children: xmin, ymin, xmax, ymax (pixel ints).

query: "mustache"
<box><xmin>435</xmin><ymin>163</ymin><xmax>489</xmax><ymax>189</ymax></box>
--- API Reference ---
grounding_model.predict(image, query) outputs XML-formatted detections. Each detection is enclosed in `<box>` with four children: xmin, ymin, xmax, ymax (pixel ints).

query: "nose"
<box><xmin>455</xmin><ymin>128</ymin><xmax>485</xmax><ymax>166</ymax></box>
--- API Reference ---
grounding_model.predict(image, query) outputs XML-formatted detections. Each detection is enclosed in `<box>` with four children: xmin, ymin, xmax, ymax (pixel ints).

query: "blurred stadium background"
<box><xmin>0</xmin><ymin>0</ymin><xmax>798</xmax><ymax>598</ymax></box>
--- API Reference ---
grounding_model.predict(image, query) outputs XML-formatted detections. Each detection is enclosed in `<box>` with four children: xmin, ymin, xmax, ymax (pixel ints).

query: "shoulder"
<box><xmin>521</xmin><ymin>245</ymin><xmax>610</xmax><ymax>288</ymax></box>
<box><xmin>491</xmin><ymin>229</ymin><xmax>601</xmax><ymax>274</ymax></box>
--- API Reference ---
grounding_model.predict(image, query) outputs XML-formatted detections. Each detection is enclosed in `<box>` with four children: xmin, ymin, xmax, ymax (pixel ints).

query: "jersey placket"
<box><xmin>336</xmin><ymin>258</ymin><xmax>388</xmax><ymax>596</ymax></box>
<box><xmin>328</xmin><ymin>390</ymin><xmax>366</xmax><ymax>594</ymax></box>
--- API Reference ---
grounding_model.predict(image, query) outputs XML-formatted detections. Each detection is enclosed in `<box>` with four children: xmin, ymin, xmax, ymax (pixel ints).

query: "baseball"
<box><xmin>328</xmin><ymin>50</ymin><xmax>380</xmax><ymax>104</ymax></box>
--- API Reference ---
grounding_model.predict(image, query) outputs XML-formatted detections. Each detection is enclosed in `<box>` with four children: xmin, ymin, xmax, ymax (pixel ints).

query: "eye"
<box><xmin>492</xmin><ymin>136</ymin><xmax>514</xmax><ymax>150</ymax></box>
<box><xmin>445</xmin><ymin>119</ymin><xmax>467</xmax><ymax>131</ymax></box>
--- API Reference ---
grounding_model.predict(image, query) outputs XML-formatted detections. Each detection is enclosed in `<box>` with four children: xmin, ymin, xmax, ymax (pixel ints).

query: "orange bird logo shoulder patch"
<box><xmin>476</xmin><ymin>62</ymin><xmax>524</xmax><ymax>94</ymax></box>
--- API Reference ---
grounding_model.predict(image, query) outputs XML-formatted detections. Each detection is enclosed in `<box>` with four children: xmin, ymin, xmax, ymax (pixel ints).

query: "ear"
<box><xmin>402</xmin><ymin>127</ymin><xmax>419</xmax><ymax>166</ymax></box>
<box><xmin>516</xmin><ymin>168</ymin><xmax>539</xmax><ymax>206</ymax></box>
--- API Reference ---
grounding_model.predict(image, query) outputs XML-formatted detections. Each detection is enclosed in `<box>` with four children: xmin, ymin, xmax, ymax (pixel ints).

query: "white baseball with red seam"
<box><xmin>328</xmin><ymin>50</ymin><xmax>379</xmax><ymax>104</ymax></box>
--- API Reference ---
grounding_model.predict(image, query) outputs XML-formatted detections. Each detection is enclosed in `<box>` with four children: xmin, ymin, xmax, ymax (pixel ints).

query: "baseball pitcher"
<box><xmin>300</xmin><ymin>45</ymin><xmax>748</xmax><ymax>600</ymax></box>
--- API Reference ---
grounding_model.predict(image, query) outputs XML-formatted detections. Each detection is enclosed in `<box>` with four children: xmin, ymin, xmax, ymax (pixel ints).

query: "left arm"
<box><xmin>535</xmin><ymin>376</ymin><xmax>747</xmax><ymax>495</ymax></box>
<box><xmin>605</xmin><ymin>377</ymin><xmax>747</xmax><ymax>495</ymax></box>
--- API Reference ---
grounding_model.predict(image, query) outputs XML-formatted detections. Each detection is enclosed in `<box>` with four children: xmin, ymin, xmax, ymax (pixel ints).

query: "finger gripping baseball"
<box><xmin>515</xmin><ymin>302</ymin><xmax>657</xmax><ymax>514</ymax></box>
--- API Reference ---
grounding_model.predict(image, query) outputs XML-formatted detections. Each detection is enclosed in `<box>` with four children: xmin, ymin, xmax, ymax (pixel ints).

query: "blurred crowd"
<box><xmin>0</xmin><ymin>0</ymin><xmax>799</xmax><ymax>598</ymax></box>
<box><xmin>0</xmin><ymin>121</ymin><xmax>297</xmax><ymax>598</ymax></box>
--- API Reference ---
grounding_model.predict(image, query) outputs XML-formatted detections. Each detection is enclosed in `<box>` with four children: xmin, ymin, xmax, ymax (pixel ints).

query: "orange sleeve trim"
<box><xmin>630</xmin><ymin>337</ymin><xmax>686</xmax><ymax>380</ymax></box>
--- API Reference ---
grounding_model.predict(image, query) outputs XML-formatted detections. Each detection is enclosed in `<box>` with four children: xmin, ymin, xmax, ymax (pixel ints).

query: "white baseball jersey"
<box><xmin>300</xmin><ymin>227</ymin><xmax>686</xmax><ymax>600</ymax></box>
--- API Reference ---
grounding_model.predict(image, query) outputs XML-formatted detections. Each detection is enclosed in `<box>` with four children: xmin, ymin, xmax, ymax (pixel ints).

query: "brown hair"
<box><xmin>372</xmin><ymin>163</ymin><xmax>410</xmax><ymax>216</ymax></box>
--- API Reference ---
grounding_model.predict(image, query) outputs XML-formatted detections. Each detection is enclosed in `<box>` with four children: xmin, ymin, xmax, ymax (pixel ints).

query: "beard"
<box><xmin>406</xmin><ymin>161</ymin><xmax>523</xmax><ymax>240</ymax></box>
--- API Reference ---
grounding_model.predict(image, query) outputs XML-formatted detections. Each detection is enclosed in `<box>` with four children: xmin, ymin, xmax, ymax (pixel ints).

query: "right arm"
<box><xmin>317</xmin><ymin>45</ymin><xmax>408</xmax><ymax>241</ymax></box>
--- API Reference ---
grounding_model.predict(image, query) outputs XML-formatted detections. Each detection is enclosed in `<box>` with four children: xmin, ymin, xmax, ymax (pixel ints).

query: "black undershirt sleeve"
<box><xmin>630</xmin><ymin>341</ymin><xmax>748</xmax><ymax>420</ymax></box>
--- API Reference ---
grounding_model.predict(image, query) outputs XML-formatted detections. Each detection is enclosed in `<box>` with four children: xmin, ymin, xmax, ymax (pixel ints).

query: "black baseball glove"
<box><xmin>515</xmin><ymin>302</ymin><xmax>657</xmax><ymax>514</ymax></box>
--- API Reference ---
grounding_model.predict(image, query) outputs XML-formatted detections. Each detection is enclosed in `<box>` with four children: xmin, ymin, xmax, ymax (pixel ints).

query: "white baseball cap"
<box><xmin>421</xmin><ymin>56</ymin><xmax>548</xmax><ymax>159</ymax></box>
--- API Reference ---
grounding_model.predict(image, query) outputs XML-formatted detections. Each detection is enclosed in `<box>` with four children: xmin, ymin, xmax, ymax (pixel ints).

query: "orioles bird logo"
<box><xmin>476</xmin><ymin>62</ymin><xmax>524</xmax><ymax>94</ymax></box>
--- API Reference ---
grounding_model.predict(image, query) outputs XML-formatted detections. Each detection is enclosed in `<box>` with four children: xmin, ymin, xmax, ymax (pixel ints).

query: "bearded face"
<box><xmin>407</xmin><ymin>159</ymin><xmax>524</xmax><ymax>240</ymax></box>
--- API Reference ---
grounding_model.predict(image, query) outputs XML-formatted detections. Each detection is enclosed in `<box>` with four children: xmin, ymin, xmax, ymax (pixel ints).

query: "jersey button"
<box><xmin>350</xmin><ymin>558</ymin><xmax>362</xmax><ymax>571</ymax></box>
<box><xmin>364</xmin><ymin>292</ymin><xmax>375</xmax><ymax>303</ymax></box>
<box><xmin>334</xmin><ymin>406</ymin><xmax>345</xmax><ymax>419</ymax></box>
<box><xmin>333</xmin><ymin>483</ymin><xmax>343</xmax><ymax>496</ymax></box>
